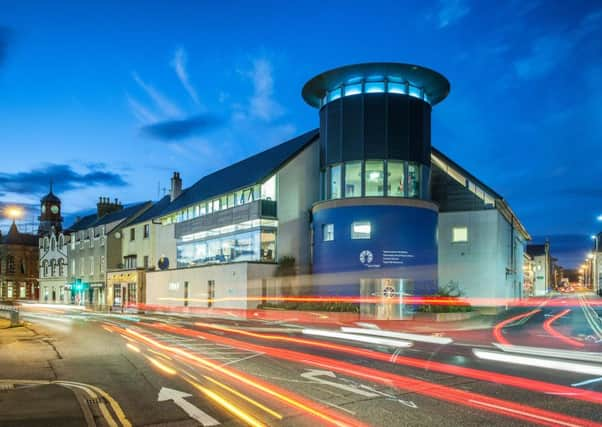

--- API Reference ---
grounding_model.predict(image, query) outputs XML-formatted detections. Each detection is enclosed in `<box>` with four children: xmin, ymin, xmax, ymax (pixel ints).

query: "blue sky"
<box><xmin>1</xmin><ymin>0</ymin><xmax>601</xmax><ymax>267</ymax></box>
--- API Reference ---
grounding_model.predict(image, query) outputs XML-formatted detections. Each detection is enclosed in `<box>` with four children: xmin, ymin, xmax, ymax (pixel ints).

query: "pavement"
<box><xmin>0</xmin><ymin>298</ymin><xmax>600</xmax><ymax>427</ymax></box>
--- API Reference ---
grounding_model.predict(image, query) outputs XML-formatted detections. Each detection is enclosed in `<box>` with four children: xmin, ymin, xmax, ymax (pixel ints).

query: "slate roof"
<box><xmin>1</xmin><ymin>222</ymin><xmax>38</xmax><ymax>246</ymax></box>
<box><xmin>129</xmin><ymin>195</ymin><xmax>171</xmax><ymax>225</ymax></box>
<box><xmin>161</xmin><ymin>129</ymin><xmax>319</xmax><ymax>216</ymax></box>
<box><xmin>66</xmin><ymin>202</ymin><xmax>151</xmax><ymax>232</ymax></box>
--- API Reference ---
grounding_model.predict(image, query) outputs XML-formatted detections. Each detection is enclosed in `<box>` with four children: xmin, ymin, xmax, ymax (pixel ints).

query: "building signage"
<box><xmin>168</xmin><ymin>282</ymin><xmax>180</xmax><ymax>291</ymax></box>
<box><xmin>382</xmin><ymin>250</ymin><xmax>414</xmax><ymax>265</ymax></box>
<box><xmin>360</xmin><ymin>250</ymin><xmax>380</xmax><ymax>268</ymax></box>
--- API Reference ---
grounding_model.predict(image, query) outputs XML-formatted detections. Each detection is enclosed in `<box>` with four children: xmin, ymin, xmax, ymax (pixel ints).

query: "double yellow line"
<box><xmin>0</xmin><ymin>379</ymin><xmax>131</xmax><ymax>427</ymax></box>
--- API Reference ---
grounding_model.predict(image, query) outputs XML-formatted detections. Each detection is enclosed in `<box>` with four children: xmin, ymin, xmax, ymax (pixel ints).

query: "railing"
<box><xmin>0</xmin><ymin>304</ymin><xmax>20</xmax><ymax>327</ymax></box>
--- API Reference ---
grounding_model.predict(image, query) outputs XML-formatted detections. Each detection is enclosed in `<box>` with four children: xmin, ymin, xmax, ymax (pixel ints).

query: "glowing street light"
<box><xmin>597</xmin><ymin>215</ymin><xmax>602</xmax><ymax>222</ymax></box>
<box><xmin>5</xmin><ymin>206</ymin><xmax>24</xmax><ymax>221</ymax></box>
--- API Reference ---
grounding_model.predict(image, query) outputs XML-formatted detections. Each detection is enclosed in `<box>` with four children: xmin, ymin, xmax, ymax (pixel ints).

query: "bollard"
<box><xmin>10</xmin><ymin>309</ymin><xmax>19</xmax><ymax>327</ymax></box>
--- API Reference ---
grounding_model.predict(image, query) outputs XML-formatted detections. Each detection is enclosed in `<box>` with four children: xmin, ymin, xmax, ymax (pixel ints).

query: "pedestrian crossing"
<box><xmin>139</xmin><ymin>329</ymin><xmax>263</xmax><ymax>365</ymax></box>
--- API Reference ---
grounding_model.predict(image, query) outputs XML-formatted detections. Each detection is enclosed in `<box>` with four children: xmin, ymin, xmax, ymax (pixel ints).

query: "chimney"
<box><xmin>170</xmin><ymin>172</ymin><xmax>182</xmax><ymax>202</ymax></box>
<box><xmin>97</xmin><ymin>196</ymin><xmax>123</xmax><ymax>218</ymax></box>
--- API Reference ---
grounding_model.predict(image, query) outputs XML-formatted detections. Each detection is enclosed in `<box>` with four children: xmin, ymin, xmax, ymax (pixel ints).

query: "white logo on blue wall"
<box><xmin>359</xmin><ymin>250</ymin><xmax>373</xmax><ymax>265</ymax></box>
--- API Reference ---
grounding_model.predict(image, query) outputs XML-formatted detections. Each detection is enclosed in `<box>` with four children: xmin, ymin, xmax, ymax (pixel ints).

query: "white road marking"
<box><xmin>571</xmin><ymin>377</ymin><xmax>602</xmax><ymax>387</ymax></box>
<box><xmin>301</xmin><ymin>369</ymin><xmax>380</xmax><ymax>397</ymax></box>
<box><xmin>341</xmin><ymin>327</ymin><xmax>453</xmax><ymax>345</ymax></box>
<box><xmin>158</xmin><ymin>387</ymin><xmax>220</xmax><ymax>426</ymax></box>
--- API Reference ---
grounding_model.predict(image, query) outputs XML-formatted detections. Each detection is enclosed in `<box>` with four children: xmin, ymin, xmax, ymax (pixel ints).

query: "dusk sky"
<box><xmin>1</xmin><ymin>0</ymin><xmax>601</xmax><ymax>267</ymax></box>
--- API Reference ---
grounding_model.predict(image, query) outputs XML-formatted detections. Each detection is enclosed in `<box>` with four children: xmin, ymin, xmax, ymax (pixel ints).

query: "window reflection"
<box><xmin>345</xmin><ymin>162</ymin><xmax>362</xmax><ymax>197</ymax></box>
<box><xmin>330</xmin><ymin>165</ymin><xmax>342</xmax><ymax>199</ymax></box>
<box><xmin>387</xmin><ymin>161</ymin><xmax>405</xmax><ymax>197</ymax></box>
<box><xmin>365</xmin><ymin>160</ymin><xmax>384</xmax><ymax>196</ymax></box>
<box><xmin>408</xmin><ymin>163</ymin><xmax>420</xmax><ymax>198</ymax></box>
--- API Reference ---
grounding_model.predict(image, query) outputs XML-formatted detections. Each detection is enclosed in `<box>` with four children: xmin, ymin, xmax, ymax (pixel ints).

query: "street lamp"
<box><xmin>5</xmin><ymin>206</ymin><xmax>24</xmax><ymax>221</ymax></box>
<box><xmin>597</xmin><ymin>215</ymin><xmax>602</xmax><ymax>222</ymax></box>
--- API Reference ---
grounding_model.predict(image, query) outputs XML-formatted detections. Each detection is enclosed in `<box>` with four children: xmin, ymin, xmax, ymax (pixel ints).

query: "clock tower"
<box><xmin>38</xmin><ymin>183</ymin><xmax>63</xmax><ymax>236</ymax></box>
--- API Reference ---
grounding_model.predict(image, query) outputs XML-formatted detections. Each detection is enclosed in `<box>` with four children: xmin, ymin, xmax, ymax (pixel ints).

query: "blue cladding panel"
<box><xmin>313</xmin><ymin>205</ymin><xmax>438</xmax><ymax>296</ymax></box>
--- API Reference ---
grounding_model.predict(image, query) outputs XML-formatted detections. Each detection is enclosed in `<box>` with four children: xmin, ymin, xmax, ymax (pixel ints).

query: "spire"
<box><xmin>49</xmin><ymin>178</ymin><xmax>54</xmax><ymax>194</ymax></box>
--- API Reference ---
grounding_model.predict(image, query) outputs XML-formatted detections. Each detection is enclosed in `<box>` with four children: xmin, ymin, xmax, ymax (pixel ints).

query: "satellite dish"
<box><xmin>158</xmin><ymin>256</ymin><xmax>170</xmax><ymax>270</ymax></box>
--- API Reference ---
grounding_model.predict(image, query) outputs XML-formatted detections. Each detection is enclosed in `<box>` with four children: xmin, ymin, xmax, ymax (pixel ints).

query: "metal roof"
<box><xmin>302</xmin><ymin>62</ymin><xmax>450</xmax><ymax>108</ymax></box>
<box><xmin>161</xmin><ymin>129</ymin><xmax>319</xmax><ymax>216</ymax></box>
<box><xmin>129</xmin><ymin>195</ymin><xmax>171</xmax><ymax>225</ymax></box>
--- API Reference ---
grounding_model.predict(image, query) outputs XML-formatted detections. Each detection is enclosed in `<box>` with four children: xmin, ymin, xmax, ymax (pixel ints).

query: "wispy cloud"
<box><xmin>513</xmin><ymin>35</ymin><xmax>573</xmax><ymax>79</ymax></box>
<box><xmin>171</xmin><ymin>47</ymin><xmax>200</xmax><ymax>106</ymax></box>
<box><xmin>132</xmin><ymin>72</ymin><xmax>182</xmax><ymax>117</ymax></box>
<box><xmin>514</xmin><ymin>9</ymin><xmax>602</xmax><ymax>80</ymax></box>
<box><xmin>246</xmin><ymin>58</ymin><xmax>284</xmax><ymax>122</ymax></box>
<box><xmin>140</xmin><ymin>114</ymin><xmax>222</xmax><ymax>141</ymax></box>
<box><xmin>0</xmin><ymin>164</ymin><xmax>128</xmax><ymax>196</ymax></box>
<box><xmin>126</xmin><ymin>94</ymin><xmax>158</xmax><ymax>124</ymax></box>
<box><xmin>438</xmin><ymin>0</ymin><xmax>470</xmax><ymax>28</ymax></box>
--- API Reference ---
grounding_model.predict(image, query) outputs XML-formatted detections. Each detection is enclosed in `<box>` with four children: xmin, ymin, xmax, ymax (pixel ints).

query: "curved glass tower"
<box><xmin>304</xmin><ymin>63</ymin><xmax>450</xmax><ymax>309</ymax></box>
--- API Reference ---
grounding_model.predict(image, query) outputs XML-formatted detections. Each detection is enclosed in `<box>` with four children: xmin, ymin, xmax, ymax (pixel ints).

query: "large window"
<box><xmin>330</xmin><ymin>165</ymin><xmax>342</xmax><ymax>199</ymax></box>
<box><xmin>177</xmin><ymin>228</ymin><xmax>277</xmax><ymax>268</ymax></box>
<box><xmin>387</xmin><ymin>161</ymin><xmax>405</xmax><ymax>197</ymax></box>
<box><xmin>452</xmin><ymin>227</ymin><xmax>468</xmax><ymax>243</ymax></box>
<box><xmin>365</xmin><ymin>161</ymin><xmax>384</xmax><ymax>196</ymax></box>
<box><xmin>408</xmin><ymin>163</ymin><xmax>420</xmax><ymax>198</ymax></box>
<box><xmin>351</xmin><ymin>221</ymin><xmax>372</xmax><ymax>239</ymax></box>
<box><xmin>323</xmin><ymin>160</ymin><xmax>426</xmax><ymax>200</ymax></box>
<box><xmin>323</xmin><ymin>224</ymin><xmax>334</xmax><ymax>241</ymax></box>
<box><xmin>345</xmin><ymin>162</ymin><xmax>362</xmax><ymax>197</ymax></box>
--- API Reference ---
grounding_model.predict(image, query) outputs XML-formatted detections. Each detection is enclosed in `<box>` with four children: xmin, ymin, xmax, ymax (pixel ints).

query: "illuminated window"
<box><xmin>452</xmin><ymin>227</ymin><xmax>468</xmax><ymax>243</ymax></box>
<box><xmin>344</xmin><ymin>162</ymin><xmax>362</xmax><ymax>197</ymax></box>
<box><xmin>365</xmin><ymin>160</ymin><xmax>384</xmax><ymax>196</ymax></box>
<box><xmin>322</xmin><ymin>224</ymin><xmax>334</xmax><ymax>242</ymax></box>
<box><xmin>387</xmin><ymin>161</ymin><xmax>405</xmax><ymax>197</ymax></box>
<box><xmin>330</xmin><ymin>165</ymin><xmax>342</xmax><ymax>199</ymax></box>
<box><xmin>364</xmin><ymin>82</ymin><xmax>385</xmax><ymax>93</ymax></box>
<box><xmin>408</xmin><ymin>163</ymin><xmax>420</xmax><ymax>198</ymax></box>
<box><xmin>344</xmin><ymin>83</ymin><xmax>362</xmax><ymax>96</ymax></box>
<box><xmin>328</xmin><ymin>88</ymin><xmax>342</xmax><ymax>102</ymax></box>
<box><xmin>387</xmin><ymin>82</ymin><xmax>406</xmax><ymax>94</ymax></box>
<box><xmin>351</xmin><ymin>221</ymin><xmax>371</xmax><ymax>239</ymax></box>
<box><xmin>261</xmin><ymin>175</ymin><xmax>277</xmax><ymax>201</ymax></box>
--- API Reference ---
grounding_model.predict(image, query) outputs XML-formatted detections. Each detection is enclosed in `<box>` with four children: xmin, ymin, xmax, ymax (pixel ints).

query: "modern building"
<box><xmin>0</xmin><ymin>221</ymin><xmax>39</xmax><ymax>301</ymax></box>
<box><xmin>65</xmin><ymin>198</ymin><xmax>151</xmax><ymax>306</ymax></box>
<box><xmin>38</xmin><ymin>186</ymin><xmax>68</xmax><ymax>303</ymax></box>
<box><xmin>526</xmin><ymin>242</ymin><xmax>552</xmax><ymax>296</ymax></box>
<box><xmin>137</xmin><ymin>62</ymin><xmax>530</xmax><ymax>316</ymax></box>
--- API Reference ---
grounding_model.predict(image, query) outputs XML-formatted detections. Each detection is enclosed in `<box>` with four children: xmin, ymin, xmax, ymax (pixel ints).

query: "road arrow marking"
<box><xmin>301</xmin><ymin>369</ymin><xmax>380</xmax><ymax>397</ymax></box>
<box><xmin>158</xmin><ymin>387</ymin><xmax>220</xmax><ymax>426</ymax></box>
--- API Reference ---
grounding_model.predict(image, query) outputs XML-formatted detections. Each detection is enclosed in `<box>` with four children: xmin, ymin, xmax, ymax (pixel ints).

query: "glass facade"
<box><xmin>344</xmin><ymin>162</ymin><xmax>362</xmax><ymax>197</ymax></box>
<box><xmin>365</xmin><ymin>160</ymin><xmax>384</xmax><ymax>196</ymax></box>
<box><xmin>177</xmin><ymin>229</ymin><xmax>276</xmax><ymax>268</ymax></box>
<box><xmin>162</xmin><ymin>175</ymin><xmax>276</xmax><ymax>225</ymax></box>
<box><xmin>320</xmin><ymin>76</ymin><xmax>433</xmax><ymax>108</ymax></box>
<box><xmin>330</xmin><ymin>165</ymin><xmax>342</xmax><ymax>199</ymax></box>
<box><xmin>323</xmin><ymin>160</ymin><xmax>426</xmax><ymax>200</ymax></box>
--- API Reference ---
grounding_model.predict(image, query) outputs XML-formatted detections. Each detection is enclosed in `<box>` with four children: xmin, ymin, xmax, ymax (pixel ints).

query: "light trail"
<box><xmin>184</xmin><ymin>378</ymin><xmax>267</xmax><ymax>427</ymax></box>
<box><xmin>113</xmin><ymin>326</ymin><xmax>365</xmax><ymax>427</ymax></box>
<box><xmin>542</xmin><ymin>309</ymin><xmax>584</xmax><ymax>348</ymax></box>
<box><xmin>164</xmin><ymin>322</ymin><xmax>602</xmax><ymax>406</ymax></box>
<box><xmin>492</xmin><ymin>309</ymin><xmax>541</xmax><ymax>345</ymax></box>
<box><xmin>135</xmin><ymin>323</ymin><xmax>602</xmax><ymax>426</ymax></box>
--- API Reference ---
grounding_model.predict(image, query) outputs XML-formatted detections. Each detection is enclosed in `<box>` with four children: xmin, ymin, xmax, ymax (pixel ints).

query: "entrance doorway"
<box><xmin>359</xmin><ymin>278</ymin><xmax>413</xmax><ymax>320</ymax></box>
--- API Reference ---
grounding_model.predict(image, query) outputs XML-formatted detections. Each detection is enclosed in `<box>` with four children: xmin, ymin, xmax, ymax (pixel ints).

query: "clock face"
<box><xmin>50</xmin><ymin>205</ymin><xmax>59</xmax><ymax>214</ymax></box>
<box><xmin>41</xmin><ymin>205</ymin><xmax>46</xmax><ymax>214</ymax></box>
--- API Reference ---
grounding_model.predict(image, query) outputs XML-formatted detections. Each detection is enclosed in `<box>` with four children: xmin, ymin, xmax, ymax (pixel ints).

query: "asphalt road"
<box><xmin>1</xmin><ymin>295</ymin><xmax>601</xmax><ymax>427</ymax></box>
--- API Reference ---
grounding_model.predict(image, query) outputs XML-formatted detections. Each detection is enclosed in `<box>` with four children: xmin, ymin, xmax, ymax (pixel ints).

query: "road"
<box><xmin>1</xmin><ymin>294</ymin><xmax>601</xmax><ymax>427</ymax></box>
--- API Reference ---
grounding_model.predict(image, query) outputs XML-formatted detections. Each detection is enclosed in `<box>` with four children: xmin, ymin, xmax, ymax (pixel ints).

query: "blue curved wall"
<box><xmin>312</xmin><ymin>204</ymin><xmax>438</xmax><ymax>296</ymax></box>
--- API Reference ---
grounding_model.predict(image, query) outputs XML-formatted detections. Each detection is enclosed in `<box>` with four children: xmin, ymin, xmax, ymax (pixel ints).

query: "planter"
<box><xmin>412</xmin><ymin>311</ymin><xmax>478</xmax><ymax>322</ymax></box>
